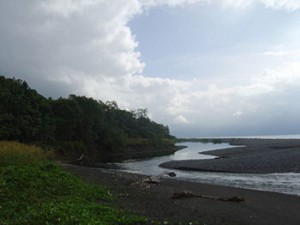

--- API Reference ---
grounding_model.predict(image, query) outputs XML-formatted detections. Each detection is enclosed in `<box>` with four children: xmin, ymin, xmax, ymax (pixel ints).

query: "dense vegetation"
<box><xmin>176</xmin><ymin>138</ymin><xmax>223</xmax><ymax>144</ymax></box>
<box><xmin>0</xmin><ymin>75</ymin><xmax>175</xmax><ymax>163</ymax></box>
<box><xmin>0</xmin><ymin>141</ymin><xmax>145</xmax><ymax>225</ymax></box>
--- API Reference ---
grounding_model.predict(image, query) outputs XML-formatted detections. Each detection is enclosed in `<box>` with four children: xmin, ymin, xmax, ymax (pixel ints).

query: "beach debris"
<box><xmin>172</xmin><ymin>191</ymin><xmax>245</xmax><ymax>202</ymax></box>
<box><xmin>131</xmin><ymin>171</ymin><xmax>176</xmax><ymax>190</ymax></box>
<box><xmin>167</xmin><ymin>172</ymin><xmax>176</xmax><ymax>177</ymax></box>
<box><xmin>77</xmin><ymin>153</ymin><xmax>84</xmax><ymax>161</ymax></box>
<box><xmin>131</xmin><ymin>175</ymin><xmax>162</xmax><ymax>190</ymax></box>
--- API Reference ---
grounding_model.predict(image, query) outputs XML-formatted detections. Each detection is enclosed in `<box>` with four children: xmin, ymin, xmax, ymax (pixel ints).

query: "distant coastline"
<box><xmin>186</xmin><ymin>134</ymin><xmax>300</xmax><ymax>140</ymax></box>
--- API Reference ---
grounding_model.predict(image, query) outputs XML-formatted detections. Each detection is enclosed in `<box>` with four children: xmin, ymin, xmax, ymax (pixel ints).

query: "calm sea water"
<box><xmin>205</xmin><ymin>134</ymin><xmax>300</xmax><ymax>139</ymax></box>
<box><xmin>118</xmin><ymin>135</ymin><xmax>300</xmax><ymax>196</ymax></box>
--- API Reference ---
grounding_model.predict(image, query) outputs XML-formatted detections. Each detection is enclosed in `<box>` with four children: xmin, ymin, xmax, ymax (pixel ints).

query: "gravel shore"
<box><xmin>63</xmin><ymin>163</ymin><xmax>300</xmax><ymax>225</ymax></box>
<box><xmin>160</xmin><ymin>139</ymin><xmax>300</xmax><ymax>173</ymax></box>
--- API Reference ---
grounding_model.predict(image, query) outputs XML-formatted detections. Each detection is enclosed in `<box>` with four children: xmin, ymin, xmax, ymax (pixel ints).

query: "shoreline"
<box><xmin>63</xmin><ymin>163</ymin><xmax>300</xmax><ymax>225</ymax></box>
<box><xmin>160</xmin><ymin>138</ymin><xmax>300</xmax><ymax>174</ymax></box>
<box><xmin>63</xmin><ymin>138</ymin><xmax>300</xmax><ymax>224</ymax></box>
<box><xmin>105</xmin><ymin>145</ymin><xmax>186</xmax><ymax>162</ymax></box>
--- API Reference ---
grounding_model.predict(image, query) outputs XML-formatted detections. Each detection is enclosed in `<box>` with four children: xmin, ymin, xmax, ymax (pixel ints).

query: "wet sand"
<box><xmin>160</xmin><ymin>139</ymin><xmax>300</xmax><ymax>174</ymax></box>
<box><xmin>63</xmin><ymin>162</ymin><xmax>300</xmax><ymax>225</ymax></box>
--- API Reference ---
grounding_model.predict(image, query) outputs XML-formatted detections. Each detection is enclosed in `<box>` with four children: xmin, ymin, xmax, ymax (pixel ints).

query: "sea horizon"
<box><xmin>193</xmin><ymin>134</ymin><xmax>300</xmax><ymax>140</ymax></box>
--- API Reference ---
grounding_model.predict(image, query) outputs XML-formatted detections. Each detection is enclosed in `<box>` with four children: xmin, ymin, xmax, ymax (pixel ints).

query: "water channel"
<box><xmin>117</xmin><ymin>142</ymin><xmax>300</xmax><ymax>196</ymax></box>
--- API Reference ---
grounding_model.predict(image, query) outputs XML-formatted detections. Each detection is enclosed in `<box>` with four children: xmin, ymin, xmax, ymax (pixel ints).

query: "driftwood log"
<box><xmin>172</xmin><ymin>191</ymin><xmax>245</xmax><ymax>202</ymax></box>
<box><xmin>131</xmin><ymin>172</ymin><xmax>176</xmax><ymax>190</ymax></box>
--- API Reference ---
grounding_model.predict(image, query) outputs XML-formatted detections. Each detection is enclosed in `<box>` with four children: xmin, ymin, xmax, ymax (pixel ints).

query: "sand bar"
<box><xmin>160</xmin><ymin>138</ymin><xmax>300</xmax><ymax>174</ymax></box>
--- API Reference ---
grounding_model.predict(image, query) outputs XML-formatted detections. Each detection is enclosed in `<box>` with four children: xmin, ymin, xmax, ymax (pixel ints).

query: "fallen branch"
<box><xmin>172</xmin><ymin>191</ymin><xmax>245</xmax><ymax>202</ymax></box>
<box><xmin>131</xmin><ymin>172</ymin><xmax>176</xmax><ymax>190</ymax></box>
<box><xmin>77</xmin><ymin>153</ymin><xmax>84</xmax><ymax>161</ymax></box>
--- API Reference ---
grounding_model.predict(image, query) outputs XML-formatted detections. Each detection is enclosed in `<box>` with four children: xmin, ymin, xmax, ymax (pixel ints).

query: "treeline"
<box><xmin>0</xmin><ymin>76</ymin><xmax>175</xmax><ymax>163</ymax></box>
<box><xmin>176</xmin><ymin>138</ymin><xmax>223</xmax><ymax>144</ymax></box>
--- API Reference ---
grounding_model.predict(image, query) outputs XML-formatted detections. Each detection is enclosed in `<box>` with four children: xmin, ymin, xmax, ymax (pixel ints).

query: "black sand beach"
<box><xmin>64</xmin><ymin>163</ymin><xmax>300</xmax><ymax>225</ymax></box>
<box><xmin>160</xmin><ymin>138</ymin><xmax>300</xmax><ymax>173</ymax></box>
<box><xmin>63</xmin><ymin>138</ymin><xmax>300</xmax><ymax>225</ymax></box>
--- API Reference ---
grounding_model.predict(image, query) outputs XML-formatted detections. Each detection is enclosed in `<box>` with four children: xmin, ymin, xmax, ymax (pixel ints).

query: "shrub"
<box><xmin>0</xmin><ymin>141</ymin><xmax>52</xmax><ymax>167</ymax></box>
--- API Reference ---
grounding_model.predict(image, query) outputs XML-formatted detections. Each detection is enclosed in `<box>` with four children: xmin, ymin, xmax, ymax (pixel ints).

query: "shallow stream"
<box><xmin>118</xmin><ymin>142</ymin><xmax>300</xmax><ymax>196</ymax></box>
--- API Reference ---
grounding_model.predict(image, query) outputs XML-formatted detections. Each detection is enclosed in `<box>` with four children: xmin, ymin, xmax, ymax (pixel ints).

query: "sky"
<box><xmin>1</xmin><ymin>0</ymin><xmax>300</xmax><ymax>137</ymax></box>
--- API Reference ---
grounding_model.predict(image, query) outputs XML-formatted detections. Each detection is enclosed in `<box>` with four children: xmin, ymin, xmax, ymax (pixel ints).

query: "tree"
<box><xmin>0</xmin><ymin>75</ymin><xmax>175</xmax><ymax>163</ymax></box>
<box><xmin>0</xmin><ymin>76</ymin><xmax>50</xmax><ymax>142</ymax></box>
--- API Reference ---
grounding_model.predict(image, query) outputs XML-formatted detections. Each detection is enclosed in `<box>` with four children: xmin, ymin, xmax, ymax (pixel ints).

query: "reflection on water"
<box><xmin>119</xmin><ymin>142</ymin><xmax>231</xmax><ymax>175</ymax></box>
<box><xmin>118</xmin><ymin>142</ymin><xmax>300</xmax><ymax>196</ymax></box>
<box><xmin>176</xmin><ymin>171</ymin><xmax>300</xmax><ymax>196</ymax></box>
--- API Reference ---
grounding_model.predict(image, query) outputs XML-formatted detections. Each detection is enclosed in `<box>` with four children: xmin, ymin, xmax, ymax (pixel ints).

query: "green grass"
<box><xmin>0</xmin><ymin>141</ymin><xmax>146</xmax><ymax>225</ymax></box>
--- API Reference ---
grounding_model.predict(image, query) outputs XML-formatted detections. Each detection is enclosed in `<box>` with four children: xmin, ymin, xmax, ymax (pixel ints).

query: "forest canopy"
<box><xmin>0</xmin><ymin>75</ymin><xmax>175</xmax><ymax>163</ymax></box>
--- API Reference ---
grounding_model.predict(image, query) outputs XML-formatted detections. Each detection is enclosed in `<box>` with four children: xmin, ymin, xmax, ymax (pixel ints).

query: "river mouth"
<box><xmin>117</xmin><ymin>142</ymin><xmax>300</xmax><ymax>196</ymax></box>
<box><xmin>117</xmin><ymin>142</ymin><xmax>230</xmax><ymax>175</ymax></box>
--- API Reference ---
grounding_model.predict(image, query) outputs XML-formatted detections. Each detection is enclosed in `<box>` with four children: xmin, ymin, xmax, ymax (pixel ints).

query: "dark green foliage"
<box><xmin>0</xmin><ymin>75</ymin><xmax>175</xmax><ymax>162</ymax></box>
<box><xmin>0</xmin><ymin>142</ymin><xmax>145</xmax><ymax>225</ymax></box>
<box><xmin>176</xmin><ymin>138</ymin><xmax>222</xmax><ymax>144</ymax></box>
<box><xmin>0</xmin><ymin>76</ymin><xmax>55</xmax><ymax>142</ymax></box>
<box><xmin>0</xmin><ymin>163</ymin><xmax>145</xmax><ymax>225</ymax></box>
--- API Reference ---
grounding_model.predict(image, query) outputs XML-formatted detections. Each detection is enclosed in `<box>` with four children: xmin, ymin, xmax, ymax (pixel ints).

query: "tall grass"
<box><xmin>0</xmin><ymin>141</ymin><xmax>52</xmax><ymax>167</ymax></box>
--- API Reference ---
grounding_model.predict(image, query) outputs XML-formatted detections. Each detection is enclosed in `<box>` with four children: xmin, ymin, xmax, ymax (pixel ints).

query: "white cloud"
<box><xmin>140</xmin><ymin>0</ymin><xmax>300</xmax><ymax>10</ymax></box>
<box><xmin>263</xmin><ymin>45</ymin><xmax>300</xmax><ymax>57</ymax></box>
<box><xmin>1</xmin><ymin>0</ymin><xmax>300</xmax><ymax>137</ymax></box>
<box><xmin>233</xmin><ymin>110</ymin><xmax>243</xmax><ymax>116</ymax></box>
<box><xmin>39</xmin><ymin>0</ymin><xmax>99</xmax><ymax>17</ymax></box>
<box><xmin>139</xmin><ymin>0</ymin><xmax>210</xmax><ymax>8</ymax></box>
<box><xmin>261</xmin><ymin>0</ymin><xmax>300</xmax><ymax>10</ymax></box>
<box><xmin>174</xmin><ymin>115</ymin><xmax>190</xmax><ymax>124</ymax></box>
<box><xmin>264</xmin><ymin>51</ymin><xmax>289</xmax><ymax>57</ymax></box>
<box><xmin>0</xmin><ymin>0</ymin><xmax>143</xmax><ymax>96</ymax></box>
